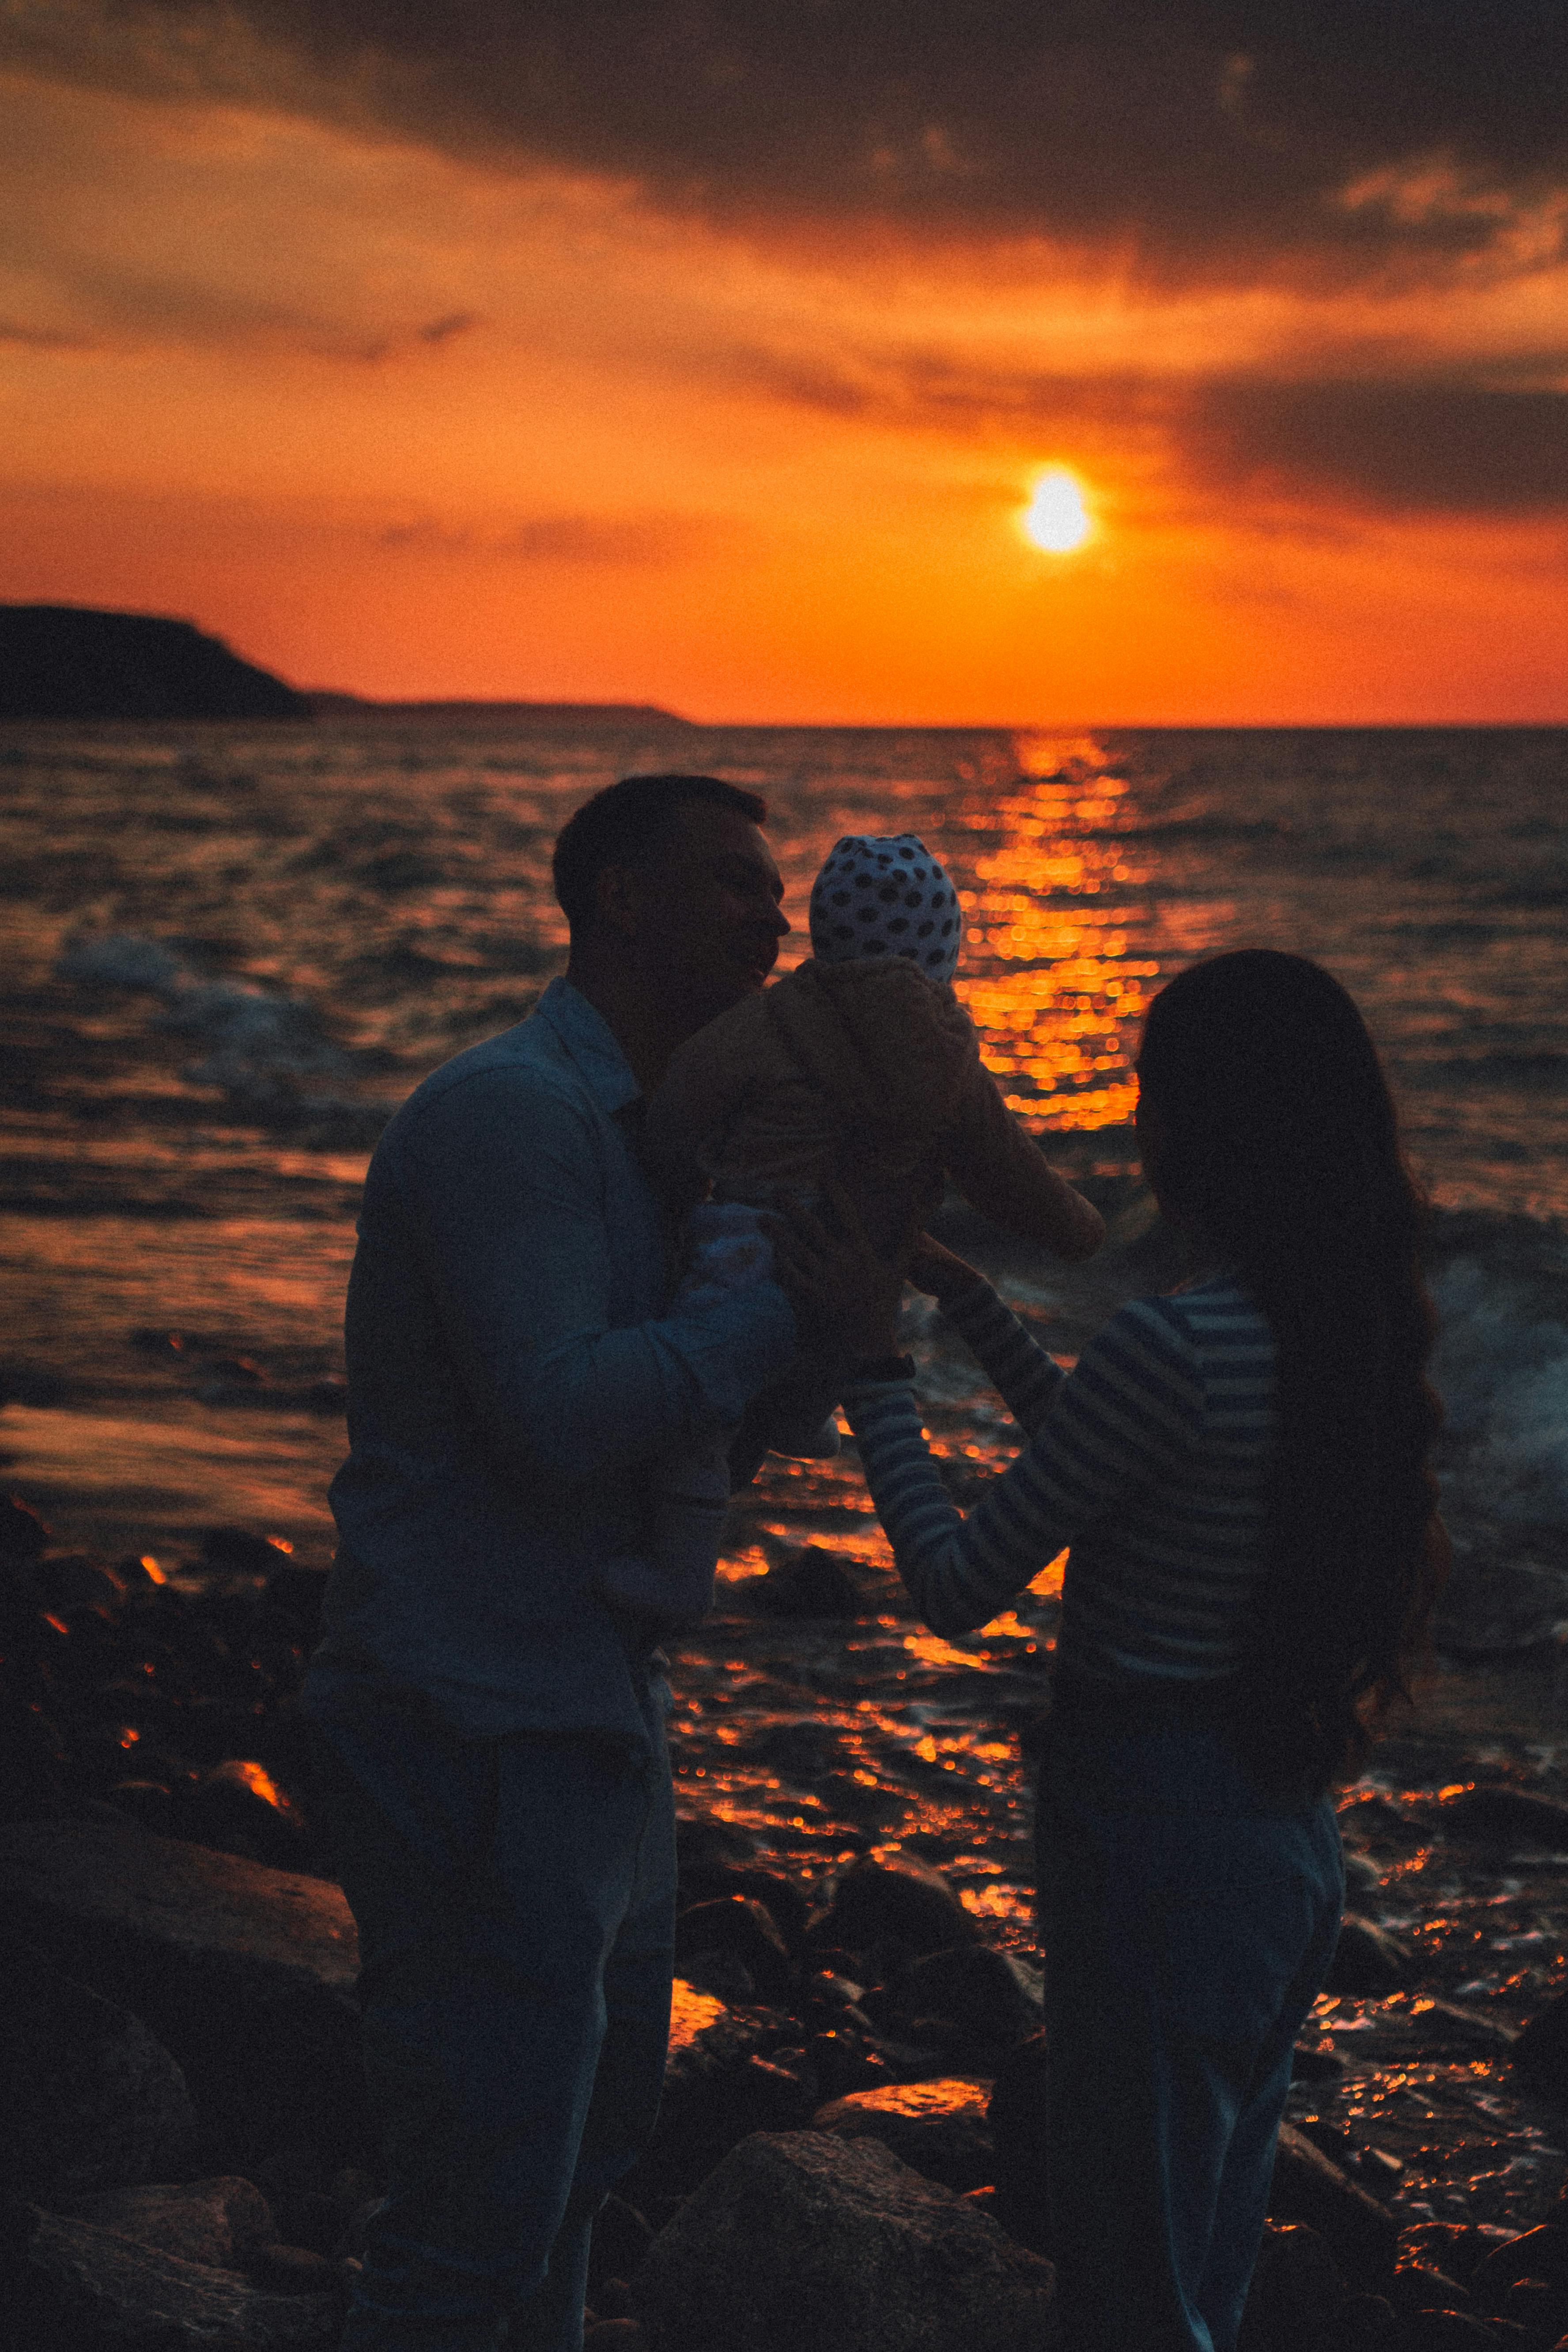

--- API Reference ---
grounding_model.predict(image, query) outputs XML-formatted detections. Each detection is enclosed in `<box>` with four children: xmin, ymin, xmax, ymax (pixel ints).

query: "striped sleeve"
<box><xmin>843</xmin><ymin>1300</ymin><xmax>1206</xmax><ymax>1639</ymax></box>
<box><xmin>939</xmin><ymin>1280</ymin><xmax>1064</xmax><ymax>1436</ymax></box>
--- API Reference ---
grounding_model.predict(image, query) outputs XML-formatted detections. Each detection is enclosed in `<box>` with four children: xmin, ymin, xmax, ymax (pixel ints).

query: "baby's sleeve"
<box><xmin>643</xmin><ymin>994</ymin><xmax>768</xmax><ymax>1186</ymax></box>
<box><xmin>942</xmin><ymin>1047</ymin><xmax>1105</xmax><ymax>1260</ymax></box>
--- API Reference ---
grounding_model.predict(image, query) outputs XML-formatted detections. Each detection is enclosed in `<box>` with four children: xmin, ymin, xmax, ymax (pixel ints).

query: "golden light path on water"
<box><xmin>950</xmin><ymin>735</ymin><xmax>1156</xmax><ymax>1135</ymax></box>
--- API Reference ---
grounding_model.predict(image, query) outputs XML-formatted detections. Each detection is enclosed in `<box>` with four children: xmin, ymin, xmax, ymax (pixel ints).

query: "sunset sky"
<box><xmin>3</xmin><ymin>2</ymin><xmax>1565</xmax><ymax>722</ymax></box>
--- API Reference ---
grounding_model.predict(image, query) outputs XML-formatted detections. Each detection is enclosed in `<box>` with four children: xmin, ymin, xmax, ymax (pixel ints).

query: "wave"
<box><xmin>54</xmin><ymin>929</ymin><xmax>375</xmax><ymax>1120</ymax></box>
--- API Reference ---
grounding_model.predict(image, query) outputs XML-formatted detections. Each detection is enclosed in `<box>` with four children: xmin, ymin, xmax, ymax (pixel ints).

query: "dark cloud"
<box><xmin>378</xmin><ymin>512</ymin><xmax>740</xmax><ymax>563</ymax></box>
<box><xmin>7</xmin><ymin>1</ymin><xmax>1566</xmax><ymax>285</ymax></box>
<box><xmin>736</xmin><ymin>344</ymin><xmax>1568</xmax><ymax>515</ymax></box>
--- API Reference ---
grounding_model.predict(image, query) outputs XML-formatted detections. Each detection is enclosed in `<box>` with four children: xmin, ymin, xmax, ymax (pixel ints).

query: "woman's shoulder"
<box><xmin>1133</xmin><ymin>1276</ymin><xmax>1275</xmax><ymax>1361</ymax></box>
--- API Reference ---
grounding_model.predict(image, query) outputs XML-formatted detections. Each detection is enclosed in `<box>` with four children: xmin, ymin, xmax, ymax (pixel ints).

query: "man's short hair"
<box><xmin>552</xmin><ymin>772</ymin><xmax>769</xmax><ymax>935</ymax></box>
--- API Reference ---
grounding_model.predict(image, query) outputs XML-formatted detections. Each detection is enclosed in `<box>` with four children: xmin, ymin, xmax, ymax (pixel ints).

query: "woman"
<box><xmin>777</xmin><ymin>949</ymin><xmax>1446</xmax><ymax>2352</ymax></box>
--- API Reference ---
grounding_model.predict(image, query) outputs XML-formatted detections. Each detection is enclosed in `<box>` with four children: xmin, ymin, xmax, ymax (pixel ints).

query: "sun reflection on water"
<box><xmin>949</xmin><ymin>734</ymin><xmax>1158</xmax><ymax>1134</ymax></box>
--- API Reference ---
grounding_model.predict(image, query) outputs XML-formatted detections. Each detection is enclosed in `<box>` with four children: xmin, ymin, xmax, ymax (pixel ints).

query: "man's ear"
<box><xmin>594</xmin><ymin>862</ymin><xmax>643</xmax><ymax>941</ymax></box>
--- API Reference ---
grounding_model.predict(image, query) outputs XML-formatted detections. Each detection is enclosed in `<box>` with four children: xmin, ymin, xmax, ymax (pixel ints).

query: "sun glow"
<box><xmin>1021</xmin><ymin>469</ymin><xmax>1093</xmax><ymax>553</ymax></box>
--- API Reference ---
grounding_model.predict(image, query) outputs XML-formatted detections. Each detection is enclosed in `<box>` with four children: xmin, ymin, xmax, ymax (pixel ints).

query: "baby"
<box><xmin>594</xmin><ymin>833</ymin><xmax>1103</xmax><ymax>1624</ymax></box>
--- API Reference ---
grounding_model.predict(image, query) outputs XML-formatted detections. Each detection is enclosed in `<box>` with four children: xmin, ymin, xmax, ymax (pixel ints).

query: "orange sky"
<box><xmin>2</xmin><ymin>8</ymin><xmax>1565</xmax><ymax>721</ymax></box>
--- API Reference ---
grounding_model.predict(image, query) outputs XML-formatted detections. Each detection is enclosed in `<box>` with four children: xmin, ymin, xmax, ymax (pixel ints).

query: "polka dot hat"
<box><xmin>808</xmin><ymin>834</ymin><xmax>964</xmax><ymax>982</ymax></box>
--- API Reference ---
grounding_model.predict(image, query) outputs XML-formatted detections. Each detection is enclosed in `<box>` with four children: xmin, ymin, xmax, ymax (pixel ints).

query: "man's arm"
<box><xmin>398</xmin><ymin>1066</ymin><xmax>796</xmax><ymax>1482</ymax></box>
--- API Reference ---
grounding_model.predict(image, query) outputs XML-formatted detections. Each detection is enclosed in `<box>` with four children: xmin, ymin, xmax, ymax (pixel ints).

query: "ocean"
<box><xmin>5</xmin><ymin>715</ymin><xmax>1568</xmax><ymax>2231</ymax></box>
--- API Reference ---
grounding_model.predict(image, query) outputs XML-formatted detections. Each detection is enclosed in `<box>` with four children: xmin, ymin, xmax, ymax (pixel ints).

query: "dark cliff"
<box><xmin>0</xmin><ymin>606</ymin><xmax>309</xmax><ymax>721</ymax></box>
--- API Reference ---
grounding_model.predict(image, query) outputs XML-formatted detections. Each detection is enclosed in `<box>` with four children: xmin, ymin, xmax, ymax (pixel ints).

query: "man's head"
<box><xmin>555</xmin><ymin>772</ymin><xmax>789</xmax><ymax>1035</ymax></box>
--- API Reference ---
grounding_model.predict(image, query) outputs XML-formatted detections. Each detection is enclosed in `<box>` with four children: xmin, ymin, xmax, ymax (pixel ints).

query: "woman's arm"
<box><xmin>906</xmin><ymin>1233</ymin><xmax>1063</xmax><ymax>1437</ymax></box>
<box><xmin>843</xmin><ymin>1299</ymin><xmax>1205</xmax><ymax>1638</ymax></box>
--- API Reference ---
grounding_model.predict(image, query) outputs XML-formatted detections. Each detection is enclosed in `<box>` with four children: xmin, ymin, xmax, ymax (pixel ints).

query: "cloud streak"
<box><xmin>6</xmin><ymin>0</ymin><xmax>1567</xmax><ymax>287</ymax></box>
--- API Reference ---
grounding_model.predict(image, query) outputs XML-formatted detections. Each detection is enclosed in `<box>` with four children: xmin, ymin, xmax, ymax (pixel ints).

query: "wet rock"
<box><xmin>252</xmin><ymin>2244</ymin><xmax>337</xmax><ymax>2291</ymax></box>
<box><xmin>4</xmin><ymin>2202</ymin><xmax>340</xmax><ymax>2346</ymax></box>
<box><xmin>748</xmin><ymin>1547</ymin><xmax>866</xmax><ymax>1619</ymax></box>
<box><xmin>1471</xmin><ymin>2225</ymin><xmax>1568</xmax><ymax>2299</ymax></box>
<box><xmin>589</xmin><ymin>2197</ymin><xmax>654</xmax><ymax>2296</ymax></box>
<box><xmin>68</xmin><ymin>2177</ymin><xmax>278</xmax><ymax>2268</ymax></box>
<box><xmin>1495</xmin><ymin>2275</ymin><xmax>1568</xmax><ymax>2337</ymax></box>
<box><xmin>811</xmin><ymin>1855</ymin><xmax>980</xmax><ymax>1963</ymax></box>
<box><xmin>0</xmin><ymin>1699</ymin><xmax>68</xmax><ymax>1822</ymax></box>
<box><xmin>0</xmin><ymin>1816</ymin><xmax>363</xmax><ymax>2160</ymax></box>
<box><xmin>201</xmin><ymin>1527</ymin><xmax>295</xmax><ymax>1575</ymax></box>
<box><xmin>1399</xmin><ymin>2224</ymin><xmax>1485</xmax><ymax>2283</ymax></box>
<box><xmin>633</xmin><ymin>2130</ymin><xmax>1054</xmax><ymax>2352</ymax></box>
<box><xmin>1292</xmin><ymin>2038</ymin><xmax>1348</xmax><ymax>2083</ymax></box>
<box><xmin>1409</xmin><ymin>2318</ymin><xmax>1528</xmax><ymax>2348</ymax></box>
<box><xmin>1334</xmin><ymin>2291</ymin><xmax>1398</xmax><ymax>2350</ymax></box>
<box><xmin>0</xmin><ymin>1494</ymin><xmax>51</xmax><ymax>1559</ymax></box>
<box><xmin>1387</xmin><ymin>2259</ymin><xmax>1474</xmax><ymax>2316</ymax></box>
<box><xmin>988</xmin><ymin>2029</ymin><xmax>1051</xmax><ymax>2254</ymax></box>
<box><xmin>2</xmin><ymin>1939</ymin><xmax>197</xmax><ymax>2203</ymax></box>
<box><xmin>877</xmin><ymin>1944</ymin><xmax>1043</xmax><ymax>2054</ymax></box>
<box><xmin>1439</xmin><ymin>1785</ymin><xmax>1568</xmax><ymax>1851</ymax></box>
<box><xmin>1512</xmin><ymin>1991</ymin><xmax>1568</xmax><ymax>2097</ymax></box>
<box><xmin>182</xmin><ymin>1758</ymin><xmax>311</xmax><ymax>1870</ymax></box>
<box><xmin>1323</xmin><ymin>1913</ymin><xmax>1418</xmax><ymax>1996</ymax></box>
<box><xmin>675</xmin><ymin>1858</ymin><xmax>809</xmax><ymax>1952</ymax></box>
<box><xmin>619</xmin><ymin>1980</ymin><xmax>779</xmax><ymax>2196</ymax></box>
<box><xmin>1268</xmin><ymin>2122</ymin><xmax>1400</xmax><ymax>2287</ymax></box>
<box><xmin>675</xmin><ymin>1895</ymin><xmax>795</xmax><ymax>2005</ymax></box>
<box><xmin>1236</xmin><ymin>2221</ymin><xmax>1349</xmax><ymax>2352</ymax></box>
<box><xmin>813</xmin><ymin>2077</ymin><xmax>996</xmax><ymax>2194</ymax></box>
<box><xmin>584</xmin><ymin>2322</ymin><xmax>647</xmax><ymax>2352</ymax></box>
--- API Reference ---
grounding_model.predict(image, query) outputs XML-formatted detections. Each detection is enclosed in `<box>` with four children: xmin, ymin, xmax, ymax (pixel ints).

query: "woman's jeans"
<box><xmin>1036</xmin><ymin>1717</ymin><xmax>1344</xmax><ymax>2352</ymax></box>
<box><xmin>314</xmin><ymin>1689</ymin><xmax>676</xmax><ymax>2352</ymax></box>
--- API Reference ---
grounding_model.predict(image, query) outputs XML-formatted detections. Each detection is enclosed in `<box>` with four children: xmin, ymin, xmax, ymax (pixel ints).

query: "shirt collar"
<box><xmin>534</xmin><ymin>978</ymin><xmax>642</xmax><ymax>1117</ymax></box>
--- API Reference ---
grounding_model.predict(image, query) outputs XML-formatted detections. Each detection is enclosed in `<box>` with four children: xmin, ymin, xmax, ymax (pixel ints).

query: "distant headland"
<box><xmin>0</xmin><ymin>605</ymin><xmax>691</xmax><ymax>725</ymax></box>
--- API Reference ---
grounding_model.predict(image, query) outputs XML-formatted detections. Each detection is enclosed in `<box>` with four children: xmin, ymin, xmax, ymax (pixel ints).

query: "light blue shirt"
<box><xmin>305</xmin><ymin>979</ymin><xmax>797</xmax><ymax>1743</ymax></box>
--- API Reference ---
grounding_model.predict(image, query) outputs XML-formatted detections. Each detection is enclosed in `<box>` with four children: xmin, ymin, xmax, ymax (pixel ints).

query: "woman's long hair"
<box><xmin>1136</xmin><ymin>950</ymin><xmax>1445</xmax><ymax>1793</ymax></box>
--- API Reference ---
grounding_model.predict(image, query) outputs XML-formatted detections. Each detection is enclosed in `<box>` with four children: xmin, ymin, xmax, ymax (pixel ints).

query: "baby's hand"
<box><xmin>906</xmin><ymin>1233</ymin><xmax>988</xmax><ymax>1308</ymax></box>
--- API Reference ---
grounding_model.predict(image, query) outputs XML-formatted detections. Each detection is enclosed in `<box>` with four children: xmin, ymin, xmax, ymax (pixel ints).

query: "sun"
<box><xmin>1021</xmin><ymin>468</ymin><xmax>1092</xmax><ymax>553</ymax></box>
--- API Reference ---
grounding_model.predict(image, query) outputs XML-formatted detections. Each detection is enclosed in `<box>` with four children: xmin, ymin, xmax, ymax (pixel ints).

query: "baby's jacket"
<box><xmin>646</xmin><ymin>954</ymin><xmax>1079</xmax><ymax>1248</ymax></box>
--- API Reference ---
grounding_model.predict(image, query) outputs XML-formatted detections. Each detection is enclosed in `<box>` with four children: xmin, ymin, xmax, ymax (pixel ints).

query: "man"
<box><xmin>303</xmin><ymin>774</ymin><xmax>798</xmax><ymax>2352</ymax></box>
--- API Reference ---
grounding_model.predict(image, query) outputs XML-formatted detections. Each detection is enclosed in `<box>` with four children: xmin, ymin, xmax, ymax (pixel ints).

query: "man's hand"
<box><xmin>769</xmin><ymin>1183</ymin><xmax>907</xmax><ymax>1358</ymax></box>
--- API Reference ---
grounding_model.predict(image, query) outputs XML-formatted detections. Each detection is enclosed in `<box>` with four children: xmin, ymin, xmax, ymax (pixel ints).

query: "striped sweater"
<box><xmin>843</xmin><ymin>1274</ymin><xmax>1280</xmax><ymax>1686</ymax></box>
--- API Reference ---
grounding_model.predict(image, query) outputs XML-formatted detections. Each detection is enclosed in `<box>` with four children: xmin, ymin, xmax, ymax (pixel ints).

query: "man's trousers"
<box><xmin>315</xmin><ymin>1688</ymin><xmax>676</xmax><ymax>2352</ymax></box>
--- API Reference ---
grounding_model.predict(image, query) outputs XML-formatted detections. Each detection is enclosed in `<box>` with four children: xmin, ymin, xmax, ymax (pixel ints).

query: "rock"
<box><xmin>674</xmin><ymin>1857</ymin><xmax>809</xmax><ymax>1951</ymax></box>
<box><xmin>675</xmin><ymin>1896</ymin><xmax>795</xmax><ymax>2005</ymax></box>
<box><xmin>68</xmin><ymin>2178</ymin><xmax>278</xmax><ymax>2268</ymax></box>
<box><xmin>0</xmin><ymin>1495</ymin><xmax>50</xmax><ymax>1560</ymax></box>
<box><xmin>1471</xmin><ymin>2226</ymin><xmax>1568</xmax><ymax>2299</ymax></box>
<box><xmin>1513</xmin><ymin>1993</ymin><xmax>1568</xmax><ymax>2097</ymax></box>
<box><xmin>589</xmin><ymin>2197</ymin><xmax>654</xmax><ymax>2296</ymax></box>
<box><xmin>1268</xmin><ymin>2124</ymin><xmax>1399</xmax><ymax>2287</ymax></box>
<box><xmin>813</xmin><ymin>2078</ymin><xmax>996</xmax><ymax>2193</ymax></box>
<box><xmin>182</xmin><ymin>1758</ymin><xmax>311</xmax><ymax>1871</ymax></box>
<box><xmin>879</xmin><ymin>1944</ymin><xmax>1043</xmax><ymax>2053</ymax></box>
<box><xmin>1236</xmin><ymin>2221</ymin><xmax>1349</xmax><ymax>2352</ymax></box>
<box><xmin>252</xmin><ymin>2245</ymin><xmax>338</xmax><ymax>2291</ymax></box>
<box><xmin>620</xmin><ymin>1981</ymin><xmax>781</xmax><ymax>2197</ymax></box>
<box><xmin>1333</xmin><ymin>2291</ymin><xmax>1398</xmax><ymax>2349</ymax></box>
<box><xmin>1387</xmin><ymin>2259</ymin><xmax>1473</xmax><ymax>2316</ymax></box>
<box><xmin>987</xmin><ymin>2029</ymin><xmax>1051</xmax><ymax>2253</ymax></box>
<box><xmin>4</xmin><ymin>2202</ymin><xmax>340</xmax><ymax>2345</ymax></box>
<box><xmin>1323</xmin><ymin>1914</ymin><xmax>1418</xmax><ymax>1996</ymax></box>
<box><xmin>1496</xmin><ymin>2276</ymin><xmax>1568</xmax><ymax>2337</ymax></box>
<box><xmin>201</xmin><ymin>1526</ymin><xmax>296</xmax><ymax>1576</ymax></box>
<box><xmin>584</xmin><ymin>2322</ymin><xmax>647</xmax><ymax>2352</ymax></box>
<box><xmin>0</xmin><ymin>1816</ymin><xmax>363</xmax><ymax>2160</ymax></box>
<box><xmin>0</xmin><ymin>1699</ymin><xmax>68</xmax><ymax>1822</ymax></box>
<box><xmin>633</xmin><ymin>2131</ymin><xmax>1055</xmax><ymax>2352</ymax></box>
<box><xmin>1292</xmin><ymin>2039</ymin><xmax>1348</xmax><ymax>2082</ymax></box>
<box><xmin>748</xmin><ymin>1549</ymin><xmax>866</xmax><ymax>1619</ymax></box>
<box><xmin>1399</xmin><ymin>2224</ymin><xmax>1485</xmax><ymax>2284</ymax></box>
<box><xmin>1</xmin><ymin>1939</ymin><xmax>198</xmax><ymax>2203</ymax></box>
<box><xmin>811</xmin><ymin>1856</ymin><xmax>980</xmax><ymax>1962</ymax></box>
<box><xmin>1439</xmin><ymin>1785</ymin><xmax>1568</xmax><ymax>1851</ymax></box>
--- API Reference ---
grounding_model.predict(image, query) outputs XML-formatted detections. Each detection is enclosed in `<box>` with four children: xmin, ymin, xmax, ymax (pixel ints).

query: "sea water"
<box><xmin>4</xmin><ymin>715</ymin><xmax>1568</xmax><ymax>2227</ymax></box>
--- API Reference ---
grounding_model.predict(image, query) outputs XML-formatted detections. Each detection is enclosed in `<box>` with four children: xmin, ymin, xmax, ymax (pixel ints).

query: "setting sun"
<box><xmin>1021</xmin><ymin>469</ymin><xmax>1093</xmax><ymax>554</ymax></box>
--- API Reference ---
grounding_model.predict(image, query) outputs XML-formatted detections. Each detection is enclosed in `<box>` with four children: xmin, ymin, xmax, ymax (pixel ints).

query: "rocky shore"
<box><xmin>8</xmin><ymin>1490</ymin><xmax>1568</xmax><ymax>2350</ymax></box>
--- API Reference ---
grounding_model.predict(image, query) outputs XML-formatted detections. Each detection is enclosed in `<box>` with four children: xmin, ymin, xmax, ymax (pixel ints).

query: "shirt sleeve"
<box><xmin>843</xmin><ymin>1299</ymin><xmax>1205</xmax><ymax>1638</ymax></box>
<box><xmin>938</xmin><ymin>1279</ymin><xmax>1065</xmax><ymax>1437</ymax></box>
<box><xmin>394</xmin><ymin>1065</ymin><xmax>798</xmax><ymax>1483</ymax></box>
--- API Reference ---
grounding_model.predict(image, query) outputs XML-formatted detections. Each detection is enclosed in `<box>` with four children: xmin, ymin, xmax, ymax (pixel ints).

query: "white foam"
<box><xmin>1432</xmin><ymin>1255</ymin><xmax>1568</xmax><ymax>1538</ymax></box>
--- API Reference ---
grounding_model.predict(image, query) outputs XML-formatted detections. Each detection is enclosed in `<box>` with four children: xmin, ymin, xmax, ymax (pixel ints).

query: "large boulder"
<box><xmin>1269</xmin><ymin>2124</ymin><xmax>1399</xmax><ymax>2287</ymax></box>
<box><xmin>0</xmin><ymin>1817</ymin><xmax>363</xmax><ymax>2160</ymax></box>
<box><xmin>2</xmin><ymin>1939</ymin><xmax>197</xmax><ymax>2203</ymax></box>
<box><xmin>634</xmin><ymin>2131</ymin><xmax>1054</xmax><ymax>2352</ymax></box>
<box><xmin>812</xmin><ymin>2078</ymin><xmax>996</xmax><ymax>2193</ymax></box>
<box><xmin>809</xmin><ymin>1857</ymin><xmax>980</xmax><ymax>1967</ymax></box>
<box><xmin>2</xmin><ymin>2203</ymin><xmax>340</xmax><ymax>2347</ymax></box>
<box><xmin>66</xmin><ymin>2178</ymin><xmax>279</xmax><ymax>2269</ymax></box>
<box><xmin>1322</xmin><ymin>1914</ymin><xmax>1418</xmax><ymax>1996</ymax></box>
